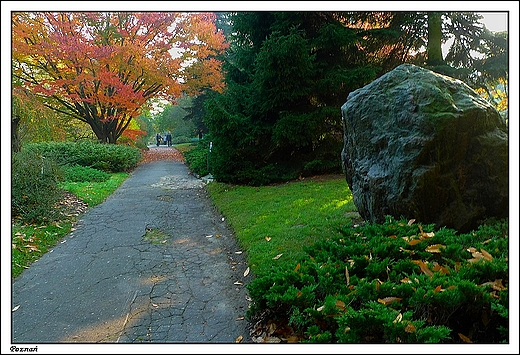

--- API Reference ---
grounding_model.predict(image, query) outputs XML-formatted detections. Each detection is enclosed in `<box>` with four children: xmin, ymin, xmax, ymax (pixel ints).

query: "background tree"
<box><xmin>471</xmin><ymin>30</ymin><xmax>508</xmax><ymax>120</ymax></box>
<box><xmin>205</xmin><ymin>12</ymin><xmax>382</xmax><ymax>185</ymax></box>
<box><xmin>12</xmin><ymin>85</ymin><xmax>73</xmax><ymax>152</ymax></box>
<box><xmin>12</xmin><ymin>12</ymin><xmax>227</xmax><ymax>144</ymax></box>
<box><xmin>427</xmin><ymin>12</ymin><xmax>443</xmax><ymax>65</ymax></box>
<box><xmin>179</xmin><ymin>95</ymin><xmax>209</xmax><ymax>136</ymax></box>
<box><xmin>152</xmin><ymin>97</ymin><xmax>197</xmax><ymax>141</ymax></box>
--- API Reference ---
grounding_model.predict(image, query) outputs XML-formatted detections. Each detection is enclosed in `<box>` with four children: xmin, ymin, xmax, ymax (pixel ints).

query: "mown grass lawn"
<box><xmin>59</xmin><ymin>172</ymin><xmax>129</xmax><ymax>206</ymax></box>
<box><xmin>206</xmin><ymin>174</ymin><xmax>360</xmax><ymax>277</ymax></box>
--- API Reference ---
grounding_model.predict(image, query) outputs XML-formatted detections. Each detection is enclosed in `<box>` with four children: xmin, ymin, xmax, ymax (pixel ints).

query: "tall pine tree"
<box><xmin>205</xmin><ymin>12</ymin><xmax>381</xmax><ymax>184</ymax></box>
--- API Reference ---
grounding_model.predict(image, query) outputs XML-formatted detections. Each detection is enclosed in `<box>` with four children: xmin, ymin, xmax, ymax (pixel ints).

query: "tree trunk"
<box><xmin>12</xmin><ymin>116</ymin><xmax>22</xmax><ymax>153</ymax></box>
<box><xmin>427</xmin><ymin>12</ymin><xmax>444</xmax><ymax>66</ymax></box>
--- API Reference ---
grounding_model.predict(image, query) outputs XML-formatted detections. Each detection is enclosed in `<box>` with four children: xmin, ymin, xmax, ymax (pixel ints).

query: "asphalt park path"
<box><xmin>11</xmin><ymin>146</ymin><xmax>253</xmax><ymax>344</ymax></box>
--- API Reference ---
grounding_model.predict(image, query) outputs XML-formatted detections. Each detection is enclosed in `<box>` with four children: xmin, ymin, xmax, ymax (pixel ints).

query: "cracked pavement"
<box><xmin>11</xmin><ymin>155</ymin><xmax>253</xmax><ymax>344</ymax></box>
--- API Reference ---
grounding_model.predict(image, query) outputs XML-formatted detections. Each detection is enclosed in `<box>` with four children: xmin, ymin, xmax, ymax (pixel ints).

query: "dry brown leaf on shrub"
<box><xmin>431</xmin><ymin>263</ymin><xmax>450</xmax><ymax>275</ymax></box>
<box><xmin>336</xmin><ymin>300</ymin><xmax>346</xmax><ymax>311</ymax></box>
<box><xmin>286</xmin><ymin>335</ymin><xmax>300</xmax><ymax>343</ymax></box>
<box><xmin>393</xmin><ymin>313</ymin><xmax>403</xmax><ymax>323</ymax></box>
<box><xmin>405</xmin><ymin>323</ymin><xmax>416</xmax><ymax>333</ymax></box>
<box><xmin>294</xmin><ymin>263</ymin><xmax>300</xmax><ymax>272</ymax></box>
<box><xmin>407</xmin><ymin>219</ymin><xmax>416</xmax><ymax>226</ymax></box>
<box><xmin>480</xmin><ymin>279</ymin><xmax>507</xmax><ymax>291</ymax></box>
<box><xmin>480</xmin><ymin>248</ymin><xmax>493</xmax><ymax>261</ymax></box>
<box><xmin>375</xmin><ymin>279</ymin><xmax>383</xmax><ymax>291</ymax></box>
<box><xmin>265</xmin><ymin>236</ymin><xmax>271</xmax><ymax>242</ymax></box>
<box><xmin>458</xmin><ymin>333</ymin><xmax>472</xmax><ymax>343</ymax></box>
<box><xmin>412</xmin><ymin>260</ymin><xmax>433</xmax><ymax>276</ymax></box>
<box><xmin>425</xmin><ymin>244</ymin><xmax>446</xmax><ymax>253</ymax></box>
<box><xmin>377</xmin><ymin>297</ymin><xmax>402</xmax><ymax>305</ymax></box>
<box><xmin>345</xmin><ymin>265</ymin><xmax>350</xmax><ymax>286</ymax></box>
<box><xmin>408</xmin><ymin>239</ymin><xmax>422</xmax><ymax>246</ymax></box>
<box><xmin>454</xmin><ymin>262</ymin><xmax>462</xmax><ymax>272</ymax></box>
<box><xmin>401</xmin><ymin>277</ymin><xmax>412</xmax><ymax>284</ymax></box>
<box><xmin>273</xmin><ymin>253</ymin><xmax>283</xmax><ymax>260</ymax></box>
<box><xmin>468</xmin><ymin>254</ymin><xmax>484</xmax><ymax>263</ymax></box>
<box><xmin>399</xmin><ymin>246</ymin><xmax>415</xmax><ymax>255</ymax></box>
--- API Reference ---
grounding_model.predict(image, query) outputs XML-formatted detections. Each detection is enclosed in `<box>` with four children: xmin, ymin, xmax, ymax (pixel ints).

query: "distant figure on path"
<box><xmin>198</xmin><ymin>129</ymin><xmax>203</xmax><ymax>140</ymax></box>
<box><xmin>166</xmin><ymin>132</ymin><xmax>172</xmax><ymax>147</ymax></box>
<box><xmin>156</xmin><ymin>133</ymin><xmax>161</xmax><ymax>147</ymax></box>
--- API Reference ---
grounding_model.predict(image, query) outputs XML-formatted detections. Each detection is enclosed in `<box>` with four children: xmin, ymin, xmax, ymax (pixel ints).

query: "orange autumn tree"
<box><xmin>12</xmin><ymin>12</ymin><xmax>227</xmax><ymax>143</ymax></box>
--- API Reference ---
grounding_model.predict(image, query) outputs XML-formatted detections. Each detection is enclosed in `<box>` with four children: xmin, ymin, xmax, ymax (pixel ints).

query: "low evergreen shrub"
<box><xmin>62</xmin><ymin>164</ymin><xmax>110</xmax><ymax>182</ymax></box>
<box><xmin>183</xmin><ymin>138</ymin><xmax>211</xmax><ymax>177</ymax></box>
<box><xmin>12</xmin><ymin>149</ymin><xmax>64</xmax><ymax>223</ymax></box>
<box><xmin>172</xmin><ymin>135</ymin><xmax>191</xmax><ymax>144</ymax></box>
<box><xmin>246</xmin><ymin>216</ymin><xmax>509</xmax><ymax>343</ymax></box>
<box><xmin>25</xmin><ymin>140</ymin><xmax>141</xmax><ymax>172</ymax></box>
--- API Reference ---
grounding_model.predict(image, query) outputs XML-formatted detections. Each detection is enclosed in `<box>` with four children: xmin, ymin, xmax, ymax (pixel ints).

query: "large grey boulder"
<box><xmin>341</xmin><ymin>63</ymin><xmax>508</xmax><ymax>233</ymax></box>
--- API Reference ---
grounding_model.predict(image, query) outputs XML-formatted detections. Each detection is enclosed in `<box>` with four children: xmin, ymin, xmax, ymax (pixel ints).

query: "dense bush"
<box><xmin>25</xmin><ymin>140</ymin><xmax>141</xmax><ymax>172</ymax></box>
<box><xmin>183</xmin><ymin>138</ymin><xmax>211</xmax><ymax>177</ymax></box>
<box><xmin>204</xmin><ymin>12</ymin><xmax>379</xmax><ymax>185</ymax></box>
<box><xmin>62</xmin><ymin>164</ymin><xmax>110</xmax><ymax>182</ymax></box>
<box><xmin>12</xmin><ymin>149</ymin><xmax>64</xmax><ymax>223</ymax></box>
<box><xmin>172</xmin><ymin>135</ymin><xmax>191</xmax><ymax>144</ymax></box>
<box><xmin>247</xmin><ymin>217</ymin><xmax>509</xmax><ymax>343</ymax></box>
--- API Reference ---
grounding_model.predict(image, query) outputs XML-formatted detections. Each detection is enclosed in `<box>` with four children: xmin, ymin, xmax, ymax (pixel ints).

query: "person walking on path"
<box><xmin>11</xmin><ymin>154</ymin><xmax>252</xmax><ymax>345</ymax></box>
<box><xmin>156</xmin><ymin>133</ymin><xmax>161</xmax><ymax>147</ymax></box>
<box><xmin>166</xmin><ymin>132</ymin><xmax>172</xmax><ymax>147</ymax></box>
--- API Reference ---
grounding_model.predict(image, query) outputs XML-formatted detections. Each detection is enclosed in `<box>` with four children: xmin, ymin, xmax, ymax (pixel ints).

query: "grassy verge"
<box><xmin>12</xmin><ymin>221</ymin><xmax>74</xmax><ymax>279</ymax></box>
<box><xmin>59</xmin><ymin>172</ymin><xmax>129</xmax><ymax>206</ymax></box>
<box><xmin>11</xmin><ymin>172</ymin><xmax>129</xmax><ymax>278</ymax></box>
<box><xmin>205</xmin><ymin>175</ymin><xmax>359</xmax><ymax>277</ymax></box>
<box><xmin>173</xmin><ymin>142</ymin><xmax>196</xmax><ymax>156</ymax></box>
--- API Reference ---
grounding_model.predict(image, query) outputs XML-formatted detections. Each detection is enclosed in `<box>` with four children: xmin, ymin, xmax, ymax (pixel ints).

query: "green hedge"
<box><xmin>62</xmin><ymin>165</ymin><xmax>110</xmax><ymax>182</ymax></box>
<box><xmin>12</xmin><ymin>149</ymin><xmax>64</xmax><ymax>223</ymax></box>
<box><xmin>25</xmin><ymin>140</ymin><xmax>141</xmax><ymax>172</ymax></box>
<box><xmin>183</xmin><ymin>138</ymin><xmax>211</xmax><ymax>177</ymax></box>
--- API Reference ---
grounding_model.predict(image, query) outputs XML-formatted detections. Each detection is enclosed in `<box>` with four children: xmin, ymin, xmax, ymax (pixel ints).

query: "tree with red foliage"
<box><xmin>12</xmin><ymin>12</ymin><xmax>227</xmax><ymax>143</ymax></box>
